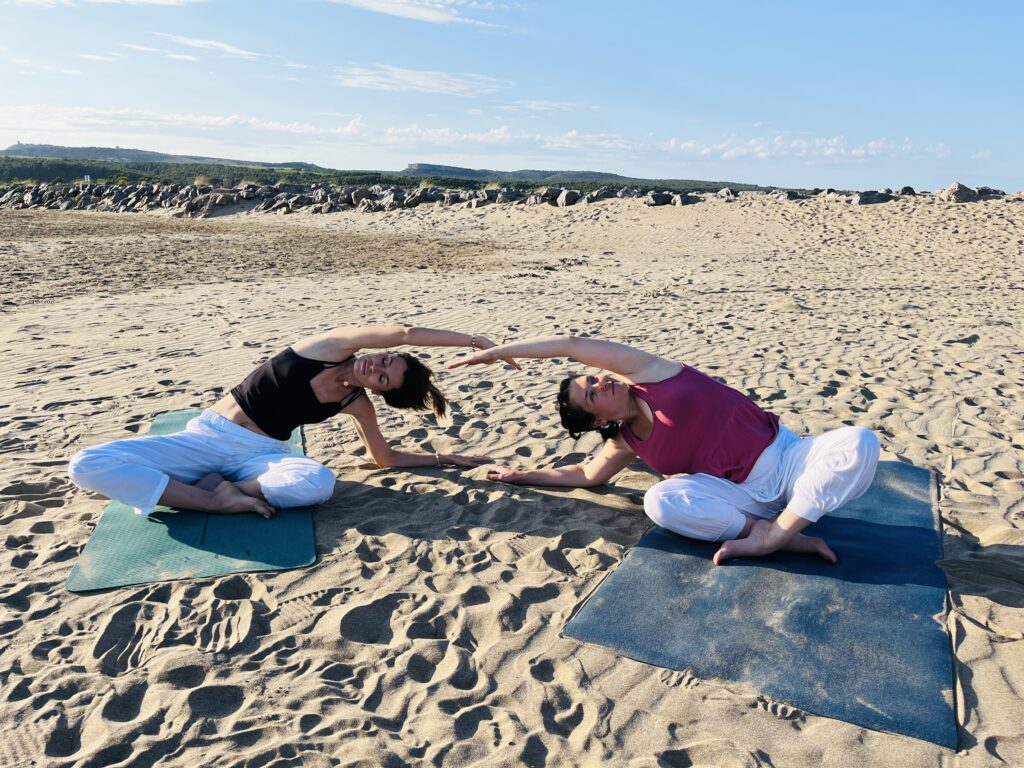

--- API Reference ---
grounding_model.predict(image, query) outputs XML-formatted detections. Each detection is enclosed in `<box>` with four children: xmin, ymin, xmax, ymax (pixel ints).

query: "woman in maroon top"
<box><xmin>451</xmin><ymin>334</ymin><xmax>879</xmax><ymax>564</ymax></box>
<box><xmin>70</xmin><ymin>326</ymin><xmax>514</xmax><ymax>519</ymax></box>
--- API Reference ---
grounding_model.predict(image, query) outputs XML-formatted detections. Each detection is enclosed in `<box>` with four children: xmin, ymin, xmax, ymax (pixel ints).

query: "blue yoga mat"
<box><xmin>66</xmin><ymin>410</ymin><xmax>316</xmax><ymax>593</ymax></box>
<box><xmin>563</xmin><ymin>461</ymin><xmax>956</xmax><ymax>748</ymax></box>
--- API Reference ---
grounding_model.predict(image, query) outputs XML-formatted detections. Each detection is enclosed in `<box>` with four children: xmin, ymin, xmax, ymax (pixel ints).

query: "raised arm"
<box><xmin>450</xmin><ymin>335</ymin><xmax>677</xmax><ymax>382</ymax></box>
<box><xmin>486</xmin><ymin>436</ymin><xmax>637</xmax><ymax>488</ymax></box>
<box><xmin>295</xmin><ymin>325</ymin><xmax>518</xmax><ymax>367</ymax></box>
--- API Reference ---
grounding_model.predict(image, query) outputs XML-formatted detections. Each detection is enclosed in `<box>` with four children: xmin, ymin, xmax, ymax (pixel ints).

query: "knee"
<box><xmin>851</xmin><ymin>427</ymin><xmax>881</xmax><ymax>470</ymax></box>
<box><xmin>68</xmin><ymin>445</ymin><xmax>116</xmax><ymax>490</ymax></box>
<box><xmin>265</xmin><ymin>463</ymin><xmax>336</xmax><ymax>508</ymax></box>
<box><xmin>306</xmin><ymin>464</ymin><xmax>337</xmax><ymax>504</ymax></box>
<box><xmin>643</xmin><ymin>481</ymin><xmax>673</xmax><ymax>527</ymax></box>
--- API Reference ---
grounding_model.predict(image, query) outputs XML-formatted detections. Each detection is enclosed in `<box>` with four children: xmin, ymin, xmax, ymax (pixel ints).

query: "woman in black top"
<box><xmin>70</xmin><ymin>325</ymin><xmax>511</xmax><ymax>518</ymax></box>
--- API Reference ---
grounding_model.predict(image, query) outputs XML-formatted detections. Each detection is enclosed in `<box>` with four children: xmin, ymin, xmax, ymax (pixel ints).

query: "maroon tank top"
<box><xmin>230</xmin><ymin>347</ymin><xmax>364</xmax><ymax>440</ymax></box>
<box><xmin>620</xmin><ymin>364</ymin><xmax>779</xmax><ymax>482</ymax></box>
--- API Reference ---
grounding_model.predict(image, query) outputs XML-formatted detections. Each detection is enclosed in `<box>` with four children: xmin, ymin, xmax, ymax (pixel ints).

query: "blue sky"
<box><xmin>0</xmin><ymin>1</ymin><xmax>1021</xmax><ymax>190</ymax></box>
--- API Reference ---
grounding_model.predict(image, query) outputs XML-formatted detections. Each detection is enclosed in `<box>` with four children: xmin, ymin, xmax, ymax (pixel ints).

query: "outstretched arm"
<box><xmin>346</xmin><ymin>396</ymin><xmax>490</xmax><ymax>468</ymax></box>
<box><xmin>485</xmin><ymin>436</ymin><xmax>637</xmax><ymax>488</ymax></box>
<box><xmin>450</xmin><ymin>335</ymin><xmax>677</xmax><ymax>382</ymax></box>
<box><xmin>295</xmin><ymin>325</ymin><xmax>518</xmax><ymax>367</ymax></box>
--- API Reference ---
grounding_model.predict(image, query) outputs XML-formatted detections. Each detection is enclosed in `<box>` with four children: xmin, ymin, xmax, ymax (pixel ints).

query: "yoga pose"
<box><xmin>451</xmin><ymin>335</ymin><xmax>880</xmax><ymax>564</ymax></box>
<box><xmin>70</xmin><ymin>326</ymin><xmax>510</xmax><ymax>518</ymax></box>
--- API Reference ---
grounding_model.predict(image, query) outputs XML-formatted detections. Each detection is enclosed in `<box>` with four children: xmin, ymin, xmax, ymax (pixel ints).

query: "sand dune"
<box><xmin>1</xmin><ymin>195</ymin><xmax>1022</xmax><ymax>766</ymax></box>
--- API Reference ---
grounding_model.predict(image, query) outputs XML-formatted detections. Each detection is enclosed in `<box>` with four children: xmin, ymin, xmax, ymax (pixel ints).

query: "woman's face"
<box><xmin>353</xmin><ymin>352</ymin><xmax>407</xmax><ymax>392</ymax></box>
<box><xmin>568</xmin><ymin>374</ymin><xmax>629</xmax><ymax>425</ymax></box>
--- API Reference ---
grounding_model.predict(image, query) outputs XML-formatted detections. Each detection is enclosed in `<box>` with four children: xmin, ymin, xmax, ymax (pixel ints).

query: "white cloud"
<box><xmin>380</xmin><ymin>123</ymin><xmax>521</xmax><ymax>146</ymax></box>
<box><xmin>2</xmin><ymin>52</ymin><xmax>81</xmax><ymax>75</ymax></box>
<box><xmin>543</xmin><ymin>129</ymin><xmax>643</xmax><ymax>153</ymax></box>
<box><xmin>665</xmin><ymin>134</ymin><xmax>910</xmax><ymax>163</ymax></box>
<box><xmin>166</xmin><ymin>53</ymin><xmax>199</xmax><ymax>62</ymax></box>
<box><xmin>2</xmin><ymin>0</ymin><xmax>202</xmax><ymax>5</ymax></box>
<box><xmin>121</xmin><ymin>43</ymin><xmax>163</xmax><ymax>52</ymax></box>
<box><xmin>78</xmin><ymin>53</ymin><xmax>120</xmax><ymax>61</ymax></box>
<box><xmin>0</xmin><ymin>104</ymin><xmax>364</xmax><ymax>138</ymax></box>
<box><xmin>325</xmin><ymin>0</ymin><xmax>495</xmax><ymax>26</ymax></box>
<box><xmin>334</xmin><ymin>63</ymin><xmax>513</xmax><ymax>96</ymax></box>
<box><xmin>156</xmin><ymin>33</ymin><xmax>262</xmax><ymax>59</ymax></box>
<box><xmin>500</xmin><ymin>100</ymin><xmax>581</xmax><ymax>113</ymax></box>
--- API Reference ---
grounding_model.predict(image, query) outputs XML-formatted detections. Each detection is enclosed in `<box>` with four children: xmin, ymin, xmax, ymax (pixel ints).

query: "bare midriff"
<box><xmin>210</xmin><ymin>393</ymin><xmax>273</xmax><ymax>438</ymax></box>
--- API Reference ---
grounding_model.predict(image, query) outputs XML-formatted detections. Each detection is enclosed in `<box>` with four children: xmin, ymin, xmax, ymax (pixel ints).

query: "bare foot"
<box><xmin>781</xmin><ymin>532</ymin><xmax>837</xmax><ymax>563</ymax></box>
<box><xmin>211</xmin><ymin>481</ymin><xmax>275</xmax><ymax>519</ymax></box>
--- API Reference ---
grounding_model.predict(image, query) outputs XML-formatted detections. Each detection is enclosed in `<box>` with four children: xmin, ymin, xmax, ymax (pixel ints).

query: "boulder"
<box><xmin>557</xmin><ymin>189</ymin><xmax>580</xmax><ymax>207</ymax></box>
<box><xmin>644</xmin><ymin>192</ymin><xmax>672</xmax><ymax>207</ymax></box>
<box><xmin>538</xmin><ymin>186</ymin><xmax>562</xmax><ymax>200</ymax></box>
<box><xmin>897</xmin><ymin>186</ymin><xmax>916</xmax><ymax>196</ymax></box>
<box><xmin>717</xmin><ymin>187</ymin><xmax>735</xmax><ymax>200</ymax></box>
<box><xmin>976</xmin><ymin>186</ymin><xmax>1006</xmax><ymax>199</ymax></box>
<box><xmin>939</xmin><ymin>182</ymin><xmax>978</xmax><ymax>203</ymax></box>
<box><xmin>350</xmin><ymin>188</ymin><xmax>372</xmax><ymax>205</ymax></box>
<box><xmin>851</xmin><ymin>191</ymin><xmax>895</xmax><ymax>205</ymax></box>
<box><xmin>672</xmin><ymin>193</ymin><xmax>701</xmax><ymax>206</ymax></box>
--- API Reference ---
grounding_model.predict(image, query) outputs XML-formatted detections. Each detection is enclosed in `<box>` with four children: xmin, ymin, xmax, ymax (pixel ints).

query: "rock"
<box><xmin>557</xmin><ymin>189</ymin><xmax>580</xmax><ymax>207</ymax></box>
<box><xmin>495</xmin><ymin>189</ymin><xmax>523</xmax><ymax>204</ymax></box>
<box><xmin>879</xmin><ymin>187</ymin><xmax>892</xmax><ymax>194</ymax></box>
<box><xmin>770</xmin><ymin>189</ymin><xmax>801</xmax><ymax>200</ymax></box>
<box><xmin>897</xmin><ymin>186</ymin><xmax>916</xmax><ymax>196</ymax></box>
<box><xmin>524</xmin><ymin>195</ymin><xmax>544</xmax><ymax>205</ymax></box>
<box><xmin>851</xmin><ymin>191</ymin><xmax>895</xmax><ymax>205</ymax></box>
<box><xmin>717</xmin><ymin>187</ymin><xmax>735</xmax><ymax>200</ymax></box>
<box><xmin>538</xmin><ymin>186</ymin><xmax>562</xmax><ymax>200</ymax></box>
<box><xmin>644</xmin><ymin>192</ymin><xmax>672</xmax><ymax>206</ymax></box>
<box><xmin>976</xmin><ymin>186</ymin><xmax>1006</xmax><ymax>199</ymax></box>
<box><xmin>672</xmin><ymin>193</ymin><xmax>700</xmax><ymax>206</ymax></box>
<box><xmin>939</xmin><ymin>182</ymin><xmax>978</xmax><ymax>202</ymax></box>
<box><xmin>350</xmin><ymin>188</ymin><xmax>372</xmax><ymax>205</ymax></box>
<box><xmin>403</xmin><ymin>188</ymin><xmax>430</xmax><ymax>207</ymax></box>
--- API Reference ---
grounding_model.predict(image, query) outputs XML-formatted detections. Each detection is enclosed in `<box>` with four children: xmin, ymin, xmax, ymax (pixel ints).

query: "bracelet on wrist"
<box><xmin>469</xmin><ymin>335</ymin><xmax>478</xmax><ymax>349</ymax></box>
<box><xmin>435</xmin><ymin>452</ymin><xmax>442</xmax><ymax>466</ymax></box>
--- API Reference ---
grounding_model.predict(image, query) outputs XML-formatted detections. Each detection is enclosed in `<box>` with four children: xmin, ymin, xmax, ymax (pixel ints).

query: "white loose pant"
<box><xmin>68</xmin><ymin>410</ymin><xmax>336</xmax><ymax>515</ymax></box>
<box><xmin>643</xmin><ymin>426</ymin><xmax>880</xmax><ymax>542</ymax></box>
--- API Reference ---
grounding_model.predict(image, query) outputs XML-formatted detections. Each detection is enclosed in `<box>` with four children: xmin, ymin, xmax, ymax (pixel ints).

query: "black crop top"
<box><xmin>230</xmin><ymin>347</ymin><xmax>364</xmax><ymax>440</ymax></box>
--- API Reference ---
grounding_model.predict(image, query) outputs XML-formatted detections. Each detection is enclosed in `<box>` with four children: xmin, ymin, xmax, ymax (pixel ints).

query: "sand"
<box><xmin>1</xmin><ymin>195</ymin><xmax>1022</xmax><ymax>767</ymax></box>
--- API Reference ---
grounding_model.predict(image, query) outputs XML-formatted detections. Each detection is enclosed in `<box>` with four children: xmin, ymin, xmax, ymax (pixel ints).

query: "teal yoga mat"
<box><xmin>563</xmin><ymin>461</ymin><xmax>956</xmax><ymax>748</ymax></box>
<box><xmin>66</xmin><ymin>410</ymin><xmax>316</xmax><ymax>592</ymax></box>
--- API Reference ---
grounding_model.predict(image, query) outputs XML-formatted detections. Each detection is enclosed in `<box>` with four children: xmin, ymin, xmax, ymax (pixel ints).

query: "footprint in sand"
<box><xmin>187</xmin><ymin>685</ymin><xmax>244</xmax><ymax>718</ymax></box>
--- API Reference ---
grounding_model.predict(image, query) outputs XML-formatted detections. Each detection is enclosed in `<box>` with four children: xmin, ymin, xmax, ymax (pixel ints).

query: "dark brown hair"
<box><xmin>381</xmin><ymin>353</ymin><xmax>448</xmax><ymax>417</ymax></box>
<box><xmin>556</xmin><ymin>375</ymin><xmax>620</xmax><ymax>441</ymax></box>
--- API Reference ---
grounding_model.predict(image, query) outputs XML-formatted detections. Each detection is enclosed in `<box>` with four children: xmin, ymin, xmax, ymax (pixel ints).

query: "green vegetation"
<box><xmin>0</xmin><ymin>154</ymin><xmax>775</xmax><ymax>194</ymax></box>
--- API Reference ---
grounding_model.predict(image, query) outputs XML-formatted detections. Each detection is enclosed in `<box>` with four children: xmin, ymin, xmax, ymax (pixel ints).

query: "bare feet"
<box><xmin>712</xmin><ymin>520</ymin><xmax>836</xmax><ymax>565</ymax></box>
<box><xmin>211</xmin><ymin>481</ymin><xmax>275</xmax><ymax>519</ymax></box>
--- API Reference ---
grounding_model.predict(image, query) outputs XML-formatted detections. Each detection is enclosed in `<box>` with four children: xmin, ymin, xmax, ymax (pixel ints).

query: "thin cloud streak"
<box><xmin>325</xmin><ymin>0</ymin><xmax>495</xmax><ymax>27</ymax></box>
<box><xmin>0</xmin><ymin>105</ymin><xmax>365</xmax><ymax>137</ymax></box>
<box><xmin>155</xmin><ymin>33</ymin><xmax>262</xmax><ymax>59</ymax></box>
<box><xmin>334</xmin><ymin>63</ymin><xmax>514</xmax><ymax>96</ymax></box>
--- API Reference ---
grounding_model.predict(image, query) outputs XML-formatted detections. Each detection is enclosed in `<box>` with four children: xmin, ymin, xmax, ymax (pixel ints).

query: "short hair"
<box><xmin>380</xmin><ymin>354</ymin><xmax>448</xmax><ymax>417</ymax></box>
<box><xmin>556</xmin><ymin>375</ymin><xmax>620</xmax><ymax>441</ymax></box>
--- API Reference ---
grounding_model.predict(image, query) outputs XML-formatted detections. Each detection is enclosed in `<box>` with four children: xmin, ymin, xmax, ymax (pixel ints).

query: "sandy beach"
<box><xmin>2</xmin><ymin>195</ymin><xmax>1023</xmax><ymax>767</ymax></box>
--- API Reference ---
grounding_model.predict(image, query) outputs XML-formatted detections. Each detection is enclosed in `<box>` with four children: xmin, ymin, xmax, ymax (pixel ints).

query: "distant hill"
<box><xmin>0</xmin><ymin>143</ymin><xmax>326</xmax><ymax>171</ymax></box>
<box><xmin>398</xmin><ymin>163</ymin><xmax>764</xmax><ymax>191</ymax></box>
<box><xmin>0</xmin><ymin>144</ymin><xmax>776</xmax><ymax>192</ymax></box>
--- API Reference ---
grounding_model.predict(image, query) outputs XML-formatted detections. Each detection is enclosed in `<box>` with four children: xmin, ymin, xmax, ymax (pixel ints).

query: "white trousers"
<box><xmin>68</xmin><ymin>410</ymin><xmax>336</xmax><ymax>515</ymax></box>
<box><xmin>643</xmin><ymin>426</ymin><xmax>880</xmax><ymax>542</ymax></box>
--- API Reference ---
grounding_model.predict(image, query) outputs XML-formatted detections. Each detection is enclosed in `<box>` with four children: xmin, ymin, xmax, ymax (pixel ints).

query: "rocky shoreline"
<box><xmin>0</xmin><ymin>179</ymin><xmax>1011</xmax><ymax>218</ymax></box>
